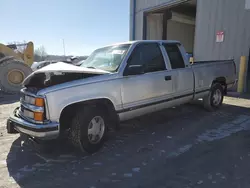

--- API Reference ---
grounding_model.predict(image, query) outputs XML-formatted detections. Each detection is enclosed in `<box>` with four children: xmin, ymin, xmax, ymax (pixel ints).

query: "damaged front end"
<box><xmin>23</xmin><ymin>72</ymin><xmax>99</xmax><ymax>89</ymax></box>
<box><xmin>7</xmin><ymin>87</ymin><xmax>60</xmax><ymax>139</ymax></box>
<box><xmin>6</xmin><ymin>62</ymin><xmax>110</xmax><ymax>139</ymax></box>
<box><xmin>23</xmin><ymin>62</ymin><xmax>110</xmax><ymax>90</ymax></box>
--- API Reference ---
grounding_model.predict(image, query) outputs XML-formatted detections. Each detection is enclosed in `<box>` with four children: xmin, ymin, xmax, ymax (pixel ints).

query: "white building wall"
<box><xmin>134</xmin><ymin>11</ymin><xmax>144</xmax><ymax>40</ymax></box>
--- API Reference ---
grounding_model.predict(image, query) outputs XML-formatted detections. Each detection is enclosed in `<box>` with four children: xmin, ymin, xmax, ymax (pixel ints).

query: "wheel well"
<box><xmin>59</xmin><ymin>99</ymin><xmax>118</xmax><ymax>132</ymax></box>
<box><xmin>213</xmin><ymin>77</ymin><xmax>227</xmax><ymax>94</ymax></box>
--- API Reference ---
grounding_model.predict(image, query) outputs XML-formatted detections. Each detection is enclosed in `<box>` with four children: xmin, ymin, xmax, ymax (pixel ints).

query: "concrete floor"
<box><xmin>1</xmin><ymin>94</ymin><xmax>250</xmax><ymax>188</ymax></box>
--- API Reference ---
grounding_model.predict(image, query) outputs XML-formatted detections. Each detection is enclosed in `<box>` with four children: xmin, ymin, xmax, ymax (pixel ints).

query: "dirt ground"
<box><xmin>1</xmin><ymin>92</ymin><xmax>250</xmax><ymax>188</ymax></box>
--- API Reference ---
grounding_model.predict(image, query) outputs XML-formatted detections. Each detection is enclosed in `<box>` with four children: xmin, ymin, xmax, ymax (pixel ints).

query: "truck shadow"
<box><xmin>6</xmin><ymin>135</ymin><xmax>84</xmax><ymax>187</ymax></box>
<box><xmin>6</xmin><ymin>101</ymin><xmax>250</xmax><ymax>187</ymax></box>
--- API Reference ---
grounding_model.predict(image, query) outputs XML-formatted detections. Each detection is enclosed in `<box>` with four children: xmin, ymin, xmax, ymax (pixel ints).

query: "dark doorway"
<box><xmin>143</xmin><ymin>0</ymin><xmax>197</xmax><ymax>56</ymax></box>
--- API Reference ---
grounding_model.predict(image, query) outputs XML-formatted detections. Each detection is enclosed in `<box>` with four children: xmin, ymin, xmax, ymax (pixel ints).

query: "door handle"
<box><xmin>165</xmin><ymin>76</ymin><xmax>172</xmax><ymax>81</ymax></box>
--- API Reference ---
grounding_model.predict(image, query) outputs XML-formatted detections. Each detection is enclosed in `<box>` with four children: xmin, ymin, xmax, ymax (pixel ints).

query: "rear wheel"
<box><xmin>203</xmin><ymin>83</ymin><xmax>224</xmax><ymax>111</ymax></box>
<box><xmin>0</xmin><ymin>59</ymin><xmax>32</xmax><ymax>94</ymax></box>
<box><xmin>69</xmin><ymin>106</ymin><xmax>107</xmax><ymax>154</ymax></box>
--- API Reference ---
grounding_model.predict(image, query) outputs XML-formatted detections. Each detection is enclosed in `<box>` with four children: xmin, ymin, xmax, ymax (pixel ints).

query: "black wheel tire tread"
<box><xmin>203</xmin><ymin>83</ymin><xmax>224</xmax><ymax>112</ymax></box>
<box><xmin>68</xmin><ymin>112</ymin><xmax>82</xmax><ymax>149</ymax></box>
<box><xmin>69</xmin><ymin>107</ymin><xmax>107</xmax><ymax>154</ymax></box>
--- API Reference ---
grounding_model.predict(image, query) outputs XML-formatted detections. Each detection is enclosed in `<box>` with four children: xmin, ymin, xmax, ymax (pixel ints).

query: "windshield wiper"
<box><xmin>85</xmin><ymin>66</ymin><xmax>111</xmax><ymax>73</ymax></box>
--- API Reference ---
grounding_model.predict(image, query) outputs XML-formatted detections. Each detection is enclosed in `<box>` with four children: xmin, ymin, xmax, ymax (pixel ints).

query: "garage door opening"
<box><xmin>144</xmin><ymin>0</ymin><xmax>197</xmax><ymax>57</ymax></box>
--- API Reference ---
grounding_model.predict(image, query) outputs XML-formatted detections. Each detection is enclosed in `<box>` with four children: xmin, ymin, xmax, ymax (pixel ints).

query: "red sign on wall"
<box><xmin>216</xmin><ymin>31</ymin><xmax>224</xmax><ymax>43</ymax></box>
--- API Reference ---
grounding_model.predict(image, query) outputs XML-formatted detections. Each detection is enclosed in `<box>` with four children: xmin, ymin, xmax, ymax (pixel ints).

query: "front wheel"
<box><xmin>69</xmin><ymin>107</ymin><xmax>107</xmax><ymax>154</ymax></box>
<box><xmin>203</xmin><ymin>83</ymin><xmax>224</xmax><ymax>111</ymax></box>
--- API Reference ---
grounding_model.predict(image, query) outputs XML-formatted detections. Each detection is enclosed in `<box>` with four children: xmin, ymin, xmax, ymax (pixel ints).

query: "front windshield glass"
<box><xmin>81</xmin><ymin>44</ymin><xmax>131</xmax><ymax>72</ymax></box>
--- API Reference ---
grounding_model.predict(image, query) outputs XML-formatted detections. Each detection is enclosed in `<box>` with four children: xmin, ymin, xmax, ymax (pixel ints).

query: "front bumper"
<box><xmin>7</xmin><ymin>108</ymin><xmax>59</xmax><ymax>140</ymax></box>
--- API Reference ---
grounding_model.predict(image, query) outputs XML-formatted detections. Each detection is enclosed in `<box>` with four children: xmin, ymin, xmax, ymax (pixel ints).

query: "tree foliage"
<box><xmin>34</xmin><ymin>46</ymin><xmax>48</xmax><ymax>61</ymax></box>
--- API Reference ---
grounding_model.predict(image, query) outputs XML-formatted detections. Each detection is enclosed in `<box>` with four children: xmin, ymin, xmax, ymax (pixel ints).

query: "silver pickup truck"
<box><xmin>7</xmin><ymin>40</ymin><xmax>236</xmax><ymax>153</ymax></box>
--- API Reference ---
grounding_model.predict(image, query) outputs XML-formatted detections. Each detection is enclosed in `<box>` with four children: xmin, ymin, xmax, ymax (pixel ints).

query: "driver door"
<box><xmin>119</xmin><ymin>42</ymin><xmax>174</xmax><ymax>120</ymax></box>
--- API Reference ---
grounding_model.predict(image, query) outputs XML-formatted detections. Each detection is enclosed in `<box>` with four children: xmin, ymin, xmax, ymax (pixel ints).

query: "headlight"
<box><xmin>23</xmin><ymin>96</ymin><xmax>44</xmax><ymax>107</ymax></box>
<box><xmin>21</xmin><ymin>95</ymin><xmax>45</xmax><ymax>122</ymax></box>
<box><xmin>22</xmin><ymin>110</ymin><xmax>44</xmax><ymax>121</ymax></box>
<box><xmin>24</xmin><ymin>95</ymin><xmax>35</xmax><ymax>105</ymax></box>
<box><xmin>23</xmin><ymin>109</ymin><xmax>34</xmax><ymax>119</ymax></box>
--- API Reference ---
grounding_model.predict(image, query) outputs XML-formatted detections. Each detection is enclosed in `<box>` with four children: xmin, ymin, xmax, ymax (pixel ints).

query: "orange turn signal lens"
<box><xmin>34</xmin><ymin>112</ymin><xmax>44</xmax><ymax>121</ymax></box>
<box><xmin>35</xmin><ymin>98</ymin><xmax>44</xmax><ymax>107</ymax></box>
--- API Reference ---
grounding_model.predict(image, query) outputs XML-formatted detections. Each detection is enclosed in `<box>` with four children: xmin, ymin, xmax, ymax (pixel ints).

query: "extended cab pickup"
<box><xmin>7</xmin><ymin>40</ymin><xmax>236</xmax><ymax>153</ymax></box>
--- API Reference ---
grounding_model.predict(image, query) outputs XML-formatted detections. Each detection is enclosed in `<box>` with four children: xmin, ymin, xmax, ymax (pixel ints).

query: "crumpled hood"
<box><xmin>23</xmin><ymin>62</ymin><xmax>109</xmax><ymax>88</ymax></box>
<box><xmin>32</xmin><ymin>62</ymin><xmax>109</xmax><ymax>74</ymax></box>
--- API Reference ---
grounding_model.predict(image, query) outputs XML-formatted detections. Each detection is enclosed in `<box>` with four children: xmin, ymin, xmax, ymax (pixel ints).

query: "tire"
<box><xmin>203</xmin><ymin>83</ymin><xmax>224</xmax><ymax>111</ymax></box>
<box><xmin>0</xmin><ymin>59</ymin><xmax>32</xmax><ymax>94</ymax></box>
<box><xmin>69</xmin><ymin>106</ymin><xmax>107</xmax><ymax>154</ymax></box>
<box><xmin>0</xmin><ymin>52</ymin><xmax>5</xmax><ymax>59</ymax></box>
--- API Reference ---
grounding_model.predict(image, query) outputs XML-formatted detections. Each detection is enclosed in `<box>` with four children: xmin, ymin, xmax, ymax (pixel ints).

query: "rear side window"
<box><xmin>163</xmin><ymin>44</ymin><xmax>185</xmax><ymax>69</ymax></box>
<box><xmin>128</xmin><ymin>43</ymin><xmax>166</xmax><ymax>73</ymax></box>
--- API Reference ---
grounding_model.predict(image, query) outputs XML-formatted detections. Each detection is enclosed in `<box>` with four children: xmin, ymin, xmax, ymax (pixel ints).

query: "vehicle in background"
<box><xmin>31</xmin><ymin>56</ymin><xmax>87</xmax><ymax>71</ymax></box>
<box><xmin>68</xmin><ymin>56</ymin><xmax>79</xmax><ymax>65</ymax></box>
<box><xmin>74</xmin><ymin>59</ymin><xmax>86</xmax><ymax>66</ymax></box>
<box><xmin>7</xmin><ymin>40</ymin><xmax>236</xmax><ymax>154</ymax></box>
<box><xmin>31</xmin><ymin>60</ymin><xmax>58</xmax><ymax>71</ymax></box>
<box><xmin>0</xmin><ymin>42</ymin><xmax>33</xmax><ymax>93</ymax></box>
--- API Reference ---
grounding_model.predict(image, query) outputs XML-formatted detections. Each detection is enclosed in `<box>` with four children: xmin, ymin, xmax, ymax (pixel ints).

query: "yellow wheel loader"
<box><xmin>0</xmin><ymin>42</ymin><xmax>33</xmax><ymax>94</ymax></box>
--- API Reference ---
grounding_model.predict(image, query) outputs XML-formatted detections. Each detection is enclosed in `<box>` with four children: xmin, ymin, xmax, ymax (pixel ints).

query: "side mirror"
<box><xmin>124</xmin><ymin>64</ymin><xmax>144</xmax><ymax>76</ymax></box>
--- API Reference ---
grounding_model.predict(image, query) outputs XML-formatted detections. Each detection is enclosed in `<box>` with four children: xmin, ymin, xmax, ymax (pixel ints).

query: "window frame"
<box><xmin>162</xmin><ymin>43</ymin><xmax>186</xmax><ymax>70</ymax></box>
<box><xmin>81</xmin><ymin>44</ymin><xmax>131</xmax><ymax>73</ymax></box>
<box><xmin>123</xmin><ymin>42</ymin><xmax>167</xmax><ymax>76</ymax></box>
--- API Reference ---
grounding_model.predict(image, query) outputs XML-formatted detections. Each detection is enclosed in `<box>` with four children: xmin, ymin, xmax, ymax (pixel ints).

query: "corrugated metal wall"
<box><xmin>135</xmin><ymin>0</ymin><xmax>186</xmax><ymax>12</ymax></box>
<box><xmin>135</xmin><ymin>12</ymin><xmax>144</xmax><ymax>39</ymax></box>
<box><xmin>129</xmin><ymin>0</ymin><xmax>134</xmax><ymax>40</ymax></box>
<box><xmin>194</xmin><ymin>0</ymin><xmax>250</xmax><ymax>72</ymax></box>
<box><xmin>167</xmin><ymin>20</ymin><xmax>195</xmax><ymax>53</ymax></box>
<box><xmin>132</xmin><ymin>0</ymin><xmax>250</xmax><ymax>72</ymax></box>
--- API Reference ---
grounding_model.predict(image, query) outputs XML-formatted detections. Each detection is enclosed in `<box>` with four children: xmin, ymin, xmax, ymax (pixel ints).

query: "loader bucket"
<box><xmin>23</xmin><ymin>42</ymin><xmax>34</xmax><ymax>67</ymax></box>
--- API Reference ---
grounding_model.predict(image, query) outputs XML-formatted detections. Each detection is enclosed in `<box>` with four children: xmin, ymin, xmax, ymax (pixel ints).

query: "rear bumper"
<box><xmin>7</xmin><ymin>108</ymin><xmax>59</xmax><ymax>140</ymax></box>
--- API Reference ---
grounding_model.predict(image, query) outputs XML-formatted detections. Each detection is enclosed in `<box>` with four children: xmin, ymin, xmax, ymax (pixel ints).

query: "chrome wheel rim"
<box><xmin>212</xmin><ymin>89</ymin><xmax>222</xmax><ymax>106</ymax></box>
<box><xmin>87</xmin><ymin>116</ymin><xmax>105</xmax><ymax>144</ymax></box>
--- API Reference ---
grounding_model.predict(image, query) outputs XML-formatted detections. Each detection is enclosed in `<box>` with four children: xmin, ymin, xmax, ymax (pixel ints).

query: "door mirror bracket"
<box><xmin>124</xmin><ymin>65</ymin><xmax>144</xmax><ymax>76</ymax></box>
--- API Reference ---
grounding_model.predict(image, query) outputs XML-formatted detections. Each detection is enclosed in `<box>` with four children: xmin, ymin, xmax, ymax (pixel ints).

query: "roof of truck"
<box><xmin>104</xmin><ymin>40</ymin><xmax>181</xmax><ymax>48</ymax></box>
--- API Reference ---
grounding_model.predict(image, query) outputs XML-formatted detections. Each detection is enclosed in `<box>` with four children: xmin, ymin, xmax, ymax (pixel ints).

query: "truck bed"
<box><xmin>191</xmin><ymin>59</ymin><xmax>236</xmax><ymax>94</ymax></box>
<box><xmin>192</xmin><ymin>59</ymin><xmax>234</xmax><ymax>65</ymax></box>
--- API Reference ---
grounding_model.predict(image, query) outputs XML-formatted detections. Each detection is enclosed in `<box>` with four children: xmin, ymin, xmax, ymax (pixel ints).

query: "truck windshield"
<box><xmin>81</xmin><ymin>44</ymin><xmax>131</xmax><ymax>72</ymax></box>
